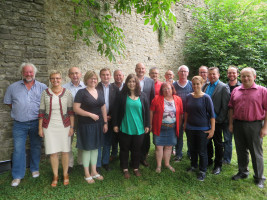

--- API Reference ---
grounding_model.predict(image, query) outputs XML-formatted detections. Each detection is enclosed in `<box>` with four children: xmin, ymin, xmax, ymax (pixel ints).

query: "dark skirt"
<box><xmin>153</xmin><ymin>125</ymin><xmax>177</xmax><ymax>146</ymax></box>
<box><xmin>76</xmin><ymin>122</ymin><xmax>104</xmax><ymax>151</ymax></box>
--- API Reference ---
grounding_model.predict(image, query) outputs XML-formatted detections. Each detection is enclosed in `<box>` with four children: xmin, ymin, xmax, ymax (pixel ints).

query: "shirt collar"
<box><xmin>209</xmin><ymin>79</ymin><xmax>219</xmax><ymax>87</ymax></box>
<box><xmin>70</xmin><ymin>81</ymin><xmax>83</xmax><ymax>87</ymax></box>
<box><xmin>101</xmin><ymin>82</ymin><xmax>110</xmax><ymax>88</ymax></box>
<box><xmin>240</xmin><ymin>82</ymin><xmax>257</xmax><ymax>90</ymax></box>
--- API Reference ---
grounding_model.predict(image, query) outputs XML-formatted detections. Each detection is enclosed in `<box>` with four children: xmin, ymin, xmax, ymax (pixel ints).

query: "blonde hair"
<box><xmin>192</xmin><ymin>76</ymin><xmax>204</xmax><ymax>84</ymax></box>
<box><xmin>84</xmin><ymin>71</ymin><xmax>98</xmax><ymax>85</ymax></box>
<box><xmin>49</xmin><ymin>70</ymin><xmax>62</xmax><ymax>78</ymax></box>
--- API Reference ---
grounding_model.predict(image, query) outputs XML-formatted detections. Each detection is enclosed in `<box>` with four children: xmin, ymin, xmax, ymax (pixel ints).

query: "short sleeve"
<box><xmin>74</xmin><ymin>89</ymin><xmax>84</xmax><ymax>103</ymax></box>
<box><xmin>205</xmin><ymin>95</ymin><xmax>215</xmax><ymax>118</ymax></box>
<box><xmin>3</xmin><ymin>85</ymin><xmax>12</xmax><ymax>104</ymax></box>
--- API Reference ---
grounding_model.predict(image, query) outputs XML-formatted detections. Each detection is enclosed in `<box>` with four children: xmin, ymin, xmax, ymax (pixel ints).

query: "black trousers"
<box><xmin>119</xmin><ymin>132</ymin><xmax>145</xmax><ymax>169</ymax></box>
<box><xmin>140</xmin><ymin>133</ymin><xmax>150</xmax><ymax>161</ymax></box>
<box><xmin>207</xmin><ymin>123</ymin><xmax>224</xmax><ymax>168</ymax></box>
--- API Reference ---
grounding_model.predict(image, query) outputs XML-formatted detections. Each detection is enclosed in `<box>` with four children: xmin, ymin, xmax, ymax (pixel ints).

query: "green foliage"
<box><xmin>183</xmin><ymin>0</ymin><xmax>267</xmax><ymax>86</ymax></box>
<box><xmin>72</xmin><ymin>0</ymin><xmax>179</xmax><ymax>62</ymax></box>
<box><xmin>72</xmin><ymin>0</ymin><xmax>125</xmax><ymax>62</ymax></box>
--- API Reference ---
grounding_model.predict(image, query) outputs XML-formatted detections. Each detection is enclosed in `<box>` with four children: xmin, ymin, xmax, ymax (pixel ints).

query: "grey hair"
<box><xmin>178</xmin><ymin>65</ymin><xmax>189</xmax><ymax>72</ymax></box>
<box><xmin>19</xmin><ymin>62</ymin><xmax>38</xmax><ymax>76</ymax></box>
<box><xmin>241</xmin><ymin>67</ymin><xmax>256</xmax><ymax>76</ymax></box>
<box><xmin>113</xmin><ymin>69</ymin><xmax>124</xmax><ymax>76</ymax></box>
<box><xmin>149</xmin><ymin>67</ymin><xmax>159</xmax><ymax>74</ymax></box>
<box><xmin>199</xmin><ymin>65</ymin><xmax>208</xmax><ymax>71</ymax></box>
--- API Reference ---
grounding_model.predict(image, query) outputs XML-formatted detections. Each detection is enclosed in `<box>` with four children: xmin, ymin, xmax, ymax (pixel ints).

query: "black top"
<box><xmin>74</xmin><ymin>88</ymin><xmax>105</xmax><ymax>124</ymax></box>
<box><xmin>113</xmin><ymin>92</ymin><xmax>150</xmax><ymax>129</ymax></box>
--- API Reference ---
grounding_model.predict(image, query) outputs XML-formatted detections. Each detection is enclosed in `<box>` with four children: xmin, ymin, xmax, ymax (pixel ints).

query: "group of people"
<box><xmin>4</xmin><ymin>62</ymin><xmax>266</xmax><ymax>189</ymax></box>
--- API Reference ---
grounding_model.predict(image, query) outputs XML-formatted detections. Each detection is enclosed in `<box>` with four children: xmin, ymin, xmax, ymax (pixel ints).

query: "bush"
<box><xmin>183</xmin><ymin>0</ymin><xmax>266</xmax><ymax>86</ymax></box>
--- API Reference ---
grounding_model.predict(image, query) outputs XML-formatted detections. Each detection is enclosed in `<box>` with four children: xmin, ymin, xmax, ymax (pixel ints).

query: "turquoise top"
<box><xmin>120</xmin><ymin>96</ymin><xmax>144</xmax><ymax>135</ymax></box>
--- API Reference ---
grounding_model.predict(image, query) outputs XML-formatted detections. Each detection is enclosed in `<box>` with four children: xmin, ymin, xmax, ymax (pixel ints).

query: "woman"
<box><xmin>184</xmin><ymin>76</ymin><xmax>215</xmax><ymax>181</ymax></box>
<box><xmin>113</xmin><ymin>74</ymin><xmax>150</xmax><ymax>179</ymax></box>
<box><xmin>150</xmin><ymin>83</ymin><xmax>183</xmax><ymax>173</ymax></box>
<box><xmin>39</xmin><ymin>70</ymin><xmax>74</xmax><ymax>187</ymax></box>
<box><xmin>73</xmin><ymin>71</ymin><xmax>108</xmax><ymax>184</ymax></box>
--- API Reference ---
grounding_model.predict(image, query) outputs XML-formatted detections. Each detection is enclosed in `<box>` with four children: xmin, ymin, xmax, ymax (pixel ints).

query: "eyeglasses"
<box><xmin>179</xmin><ymin>71</ymin><xmax>188</xmax><ymax>73</ymax></box>
<box><xmin>200</xmin><ymin>72</ymin><xmax>208</xmax><ymax>74</ymax></box>
<box><xmin>50</xmin><ymin>78</ymin><xmax>61</xmax><ymax>80</ymax></box>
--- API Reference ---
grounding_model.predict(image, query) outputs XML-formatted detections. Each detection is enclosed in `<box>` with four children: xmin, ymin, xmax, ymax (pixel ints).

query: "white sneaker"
<box><xmin>32</xmin><ymin>171</ymin><xmax>40</xmax><ymax>178</ymax></box>
<box><xmin>11</xmin><ymin>179</ymin><xmax>21</xmax><ymax>187</ymax></box>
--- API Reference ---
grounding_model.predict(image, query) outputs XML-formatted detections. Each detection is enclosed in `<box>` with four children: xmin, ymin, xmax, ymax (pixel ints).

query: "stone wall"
<box><xmin>0</xmin><ymin>0</ymin><xmax>204</xmax><ymax>161</ymax></box>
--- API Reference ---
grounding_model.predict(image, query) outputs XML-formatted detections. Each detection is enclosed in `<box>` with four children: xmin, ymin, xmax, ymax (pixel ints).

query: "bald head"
<box><xmin>68</xmin><ymin>67</ymin><xmax>82</xmax><ymax>86</ymax></box>
<box><xmin>135</xmin><ymin>63</ymin><xmax>146</xmax><ymax>79</ymax></box>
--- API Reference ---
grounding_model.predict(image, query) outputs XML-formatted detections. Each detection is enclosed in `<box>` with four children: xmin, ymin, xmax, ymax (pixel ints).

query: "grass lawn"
<box><xmin>0</xmin><ymin>134</ymin><xmax>267</xmax><ymax>200</ymax></box>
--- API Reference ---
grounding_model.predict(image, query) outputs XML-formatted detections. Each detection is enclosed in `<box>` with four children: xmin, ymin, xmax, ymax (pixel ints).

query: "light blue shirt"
<box><xmin>205</xmin><ymin>79</ymin><xmax>219</xmax><ymax>118</ymax></box>
<box><xmin>63</xmin><ymin>81</ymin><xmax>86</xmax><ymax>99</ymax></box>
<box><xmin>101</xmin><ymin>83</ymin><xmax>110</xmax><ymax>113</ymax></box>
<box><xmin>205</xmin><ymin>79</ymin><xmax>219</xmax><ymax>97</ymax></box>
<box><xmin>4</xmin><ymin>80</ymin><xmax>47</xmax><ymax>122</ymax></box>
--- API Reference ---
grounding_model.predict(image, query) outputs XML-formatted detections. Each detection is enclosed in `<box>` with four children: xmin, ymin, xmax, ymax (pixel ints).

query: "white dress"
<box><xmin>43</xmin><ymin>89</ymin><xmax>71</xmax><ymax>154</ymax></box>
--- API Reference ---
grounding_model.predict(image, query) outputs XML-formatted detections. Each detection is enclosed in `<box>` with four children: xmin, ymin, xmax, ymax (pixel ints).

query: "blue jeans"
<box><xmin>97</xmin><ymin>128</ymin><xmax>113</xmax><ymax>167</ymax></box>
<box><xmin>175</xmin><ymin>120</ymin><xmax>191</xmax><ymax>158</ymax></box>
<box><xmin>12</xmin><ymin>120</ymin><xmax>41</xmax><ymax>179</ymax></box>
<box><xmin>187</xmin><ymin>130</ymin><xmax>209</xmax><ymax>172</ymax></box>
<box><xmin>223</xmin><ymin>123</ymin><xmax>232</xmax><ymax>163</ymax></box>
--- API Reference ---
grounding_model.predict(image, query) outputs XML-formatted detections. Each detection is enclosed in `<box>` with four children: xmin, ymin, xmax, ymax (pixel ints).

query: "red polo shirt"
<box><xmin>228</xmin><ymin>83</ymin><xmax>267</xmax><ymax>121</ymax></box>
<box><xmin>154</xmin><ymin>80</ymin><xmax>162</xmax><ymax>96</ymax></box>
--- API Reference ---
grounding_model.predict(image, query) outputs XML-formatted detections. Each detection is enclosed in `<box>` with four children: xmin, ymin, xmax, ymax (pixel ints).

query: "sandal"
<box><xmin>92</xmin><ymin>174</ymin><xmax>104</xmax><ymax>181</ymax></box>
<box><xmin>63</xmin><ymin>174</ymin><xmax>69</xmax><ymax>186</ymax></box>
<box><xmin>123</xmin><ymin>170</ymin><xmax>130</xmax><ymax>179</ymax></box>
<box><xmin>51</xmin><ymin>176</ymin><xmax>58</xmax><ymax>187</ymax></box>
<box><xmin>166</xmin><ymin>165</ymin><xmax>175</xmax><ymax>173</ymax></box>
<box><xmin>84</xmin><ymin>176</ymin><xmax>95</xmax><ymax>184</ymax></box>
<box><xmin>155</xmin><ymin>167</ymin><xmax>161</xmax><ymax>173</ymax></box>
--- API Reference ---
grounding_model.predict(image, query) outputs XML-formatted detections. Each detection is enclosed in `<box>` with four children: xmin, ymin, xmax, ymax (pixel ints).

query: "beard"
<box><xmin>23</xmin><ymin>77</ymin><xmax>34</xmax><ymax>83</ymax></box>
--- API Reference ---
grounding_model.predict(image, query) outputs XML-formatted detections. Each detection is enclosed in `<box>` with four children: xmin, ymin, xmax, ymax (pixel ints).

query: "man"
<box><xmin>4</xmin><ymin>63</ymin><xmax>47</xmax><ymax>187</ymax></box>
<box><xmin>63</xmin><ymin>67</ymin><xmax>85</xmax><ymax>172</ymax></box>
<box><xmin>173</xmin><ymin>65</ymin><xmax>193</xmax><ymax>162</ymax></box>
<box><xmin>135</xmin><ymin>63</ymin><xmax>155</xmax><ymax>166</ymax></box>
<box><xmin>96</xmin><ymin>68</ymin><xmax>119</xmax><ymax>171</ymax></box>
<box><xmin>165</xmin><ymin>70</ymin><xmax>175</xmax><ymax>84</ymax></box>
<box><xmin>149</xmin><ymin>67</ymin><xmax>162</xmax><ymax>95</ymax></box>
<box><xmin>199</xmin><ymin>65</ymin><xmax>209</xmax><ymax>84</ymax></box>
<box><xmin>223</xmin><ymin>66</ymin><xmax>241</xmax><ymax>164</ymax></box>
<box><xmin>112</xmin><ymin>69</ymin><xmax>124</xmax><ymax>90</ymax></box>
<box><xmin>203</xmin><ymin>67</ymin><xmax>230</xmax><ymax>175</ymax></box>
<box><xmin>229</xmin><ymin>67</ymin><xmax>267</xmax><ymax>189</ymax></box>
<box><xmin>109</xmin><ymin>69</ymin><xmax>124</xmax><ymax>161</ymax></box>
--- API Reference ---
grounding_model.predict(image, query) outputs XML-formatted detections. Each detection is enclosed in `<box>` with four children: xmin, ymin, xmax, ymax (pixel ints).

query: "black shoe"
<box><xmin>96</xmin><ymin>167</ymin><xmax>101</xmax><ymax>173</ymax></box>
<box><xmin>256</xmin><ymin>179</ymin><xmax>265</xmax><ymax>189</ymax></box>
<box><xmin>103</xmin><ymin>164</ymin><xmax>112</xmax><ymax>171</ymax></box>
<box><xmin>140</xmin><ymin>160</ymin><xmax>149</xmax><ymax>167</ymax></box>
<box><xmin>212</xmin><ymin>167</ymin><xmax>221</xmax><ymax>175</ymax></box>
<box><xmin>186</xmin><ymin>167</ymin><xmax>197</xmax><ymax>173</ymax></box>
<box><xmin>232</xmin><ymin>172</ymin><xmax>248</xmax><ymax>180</ymax></box>
<box><xmin>197</xmin><ymin>172</ymin><xmax>206</xmax><ymax>181</ymax></box>
<box><xmin>68</xmin><ymin>167</ymin><xmax>73</xmax><ymax>174</ymax></box>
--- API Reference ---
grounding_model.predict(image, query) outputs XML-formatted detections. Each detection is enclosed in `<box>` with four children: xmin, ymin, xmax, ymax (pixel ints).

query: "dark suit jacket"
<box><xmin>203</xmin><ymin>80</ymin><xmax>230</xmax><ymax>123</ymax></box>
<box><xmin>96</xmin><ymin>82</ymin><xmax>119</xmax><ymax>126</ymax></box>
<box><xmin>142</xmin><ymin>76</ymin><xmax>155</xmax><ymax>105</ymax></box>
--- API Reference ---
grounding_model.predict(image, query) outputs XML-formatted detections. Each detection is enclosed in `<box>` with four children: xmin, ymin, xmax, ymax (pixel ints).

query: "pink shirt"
<box><xmin>228</xmin><ymin>83</ymin><xmax>267</xmax><ymax>121</ymax></box>
<box><xmin>154</xmin><ymin>81</ymin><xmax>162</xmax><ymax>96</ymax></box>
